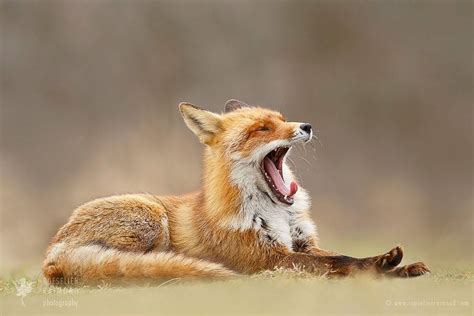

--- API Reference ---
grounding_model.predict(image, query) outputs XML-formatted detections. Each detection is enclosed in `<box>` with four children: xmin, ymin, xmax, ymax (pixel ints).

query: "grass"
<box><xmin>1</xmin><ymin>267</ymin><xmax>472</xmax><ymax>316</ymax></box>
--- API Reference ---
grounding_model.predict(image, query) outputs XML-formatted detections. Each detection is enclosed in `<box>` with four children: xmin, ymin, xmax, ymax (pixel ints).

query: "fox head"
<box><xmin>179</xmin><ymin>99</ymin><xmax>313</xmax><ymax>208</ymax></box>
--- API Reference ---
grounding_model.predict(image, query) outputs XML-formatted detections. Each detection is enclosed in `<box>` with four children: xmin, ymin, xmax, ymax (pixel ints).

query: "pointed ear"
<box><xmin>179</xmin><ymin>102</ymin><xmax>222</xmax><ymax>145</ymax></box>
<box><xmin>224</xmin><ymin>99</ymin><xmax>251</xmax><ymax>113</ymax></box>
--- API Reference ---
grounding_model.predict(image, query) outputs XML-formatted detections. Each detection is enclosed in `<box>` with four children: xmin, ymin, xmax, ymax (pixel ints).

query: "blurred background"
<box><xmin>0</xmin><ymin>1</ymin><xmax>472</xmax><ymax>273</ymax></box>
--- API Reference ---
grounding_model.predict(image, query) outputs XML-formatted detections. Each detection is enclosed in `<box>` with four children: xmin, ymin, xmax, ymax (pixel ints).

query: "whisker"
<box><xmin>286</xmin><ymin>156</ymin><xmax>296</xmax><ymax>168</ymax></box>
<box><xmin>299</xmin><ymin>155</ymin><xmax>313</xmax><ymax>168</ymax></box>
<box><xmin>312</xmin><ymin>133</ymin><xmax>323</xmax><ymax>148</ymax></box>
<box><xmin>292</xmin><ymin>143</ymin><xmax>314</xmax><ymax>168</ymax></box>
<box><xmin>308</xmin><ymin>140</ymin><xmax>318</xmax><ymax>157</ymax></box>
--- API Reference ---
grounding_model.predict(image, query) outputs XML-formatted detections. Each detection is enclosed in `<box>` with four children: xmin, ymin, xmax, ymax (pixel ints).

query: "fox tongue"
<box><xmin>263</xmin><ymin>157</ymin><xmax>299</xmax><ymax>197</ymax></box>
<box><xmin>290</xmin><ymin>181</ymin><xmax>298</xmax><ymax>196</ymax></box>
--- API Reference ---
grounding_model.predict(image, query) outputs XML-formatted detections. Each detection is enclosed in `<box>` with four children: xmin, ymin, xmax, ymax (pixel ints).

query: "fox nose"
<box><xmin>300</xmin><ymin>123</ymin><xmax>312</xmax><ymax>134</ymax></box>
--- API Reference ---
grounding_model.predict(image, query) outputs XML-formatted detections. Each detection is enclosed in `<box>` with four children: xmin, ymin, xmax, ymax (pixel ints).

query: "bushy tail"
<box><xmin>43</xmin><ymin>242</ymin><xmax>235</xmax><ymax>286</ymax></box>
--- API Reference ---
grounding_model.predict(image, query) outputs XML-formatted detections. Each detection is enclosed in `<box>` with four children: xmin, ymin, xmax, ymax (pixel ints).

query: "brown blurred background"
<box><xmin>0</xmin><ymin>1</ymin><xmax>472</xmax><ymax>273</ymax></box>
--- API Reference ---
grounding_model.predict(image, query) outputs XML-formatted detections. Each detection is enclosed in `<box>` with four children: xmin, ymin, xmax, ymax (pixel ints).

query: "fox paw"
<box><xmin>391</xmin><ymin>262</ymin><xmax>430</xmax><ymax>278</ymax></box>
<box><xmin>375</xmin><ymin>246</ymin><xmax>404</xmax><ymax>272</ymax></box>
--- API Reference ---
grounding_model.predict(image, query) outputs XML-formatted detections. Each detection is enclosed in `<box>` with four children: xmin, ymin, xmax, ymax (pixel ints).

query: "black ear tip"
<box><xmin>224</xmin><ymin>99</ymin><xmax>251</xmax><ymax>113</ymax></box>
<box><xmin>225</xmin><ymin>99</ymin><xmax>239</xmax><ymax>105</ymax></box>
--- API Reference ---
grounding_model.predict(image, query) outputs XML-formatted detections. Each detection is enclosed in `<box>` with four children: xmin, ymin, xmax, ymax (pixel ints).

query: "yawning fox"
<box><xmin>43</xmin><ymin>99</ymin><xmax>429</xmax><ymax>285</ymax></box>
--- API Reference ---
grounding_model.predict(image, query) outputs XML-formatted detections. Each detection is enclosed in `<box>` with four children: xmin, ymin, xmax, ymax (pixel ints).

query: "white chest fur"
<box><xmin>227</xmin><ymin>160</ymin><xmax>316</xmax><ymax>250</ymax></box>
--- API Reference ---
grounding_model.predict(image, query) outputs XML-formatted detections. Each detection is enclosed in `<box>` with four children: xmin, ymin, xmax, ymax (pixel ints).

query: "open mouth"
<box><xmin>261</xmin><ymin>147</ymin><xmax>298</xmax><ymax>205</ymax></box>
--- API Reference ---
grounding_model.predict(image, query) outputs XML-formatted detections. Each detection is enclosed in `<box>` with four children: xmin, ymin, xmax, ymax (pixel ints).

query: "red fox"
<box><xmin>43</xmin><ymin>99</ymin><xmax>429</xmax><ymax>285</ymax></box>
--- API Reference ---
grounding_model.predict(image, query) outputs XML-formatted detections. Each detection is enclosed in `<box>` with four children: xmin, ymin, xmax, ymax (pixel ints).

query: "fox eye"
<box><xmin>256</xmin><ymin>126</ymin><xmax>271</xmax><ymax>132</ymax></box>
